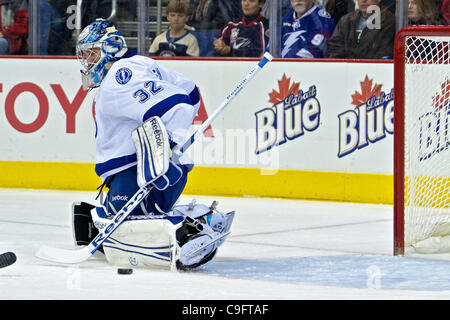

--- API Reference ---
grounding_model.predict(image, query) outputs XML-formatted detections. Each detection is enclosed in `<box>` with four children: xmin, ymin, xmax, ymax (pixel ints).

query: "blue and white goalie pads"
<box><xmin>102</xmin><ymin>215</ymin><xmax>184</xmax><ymax>270</ymax></box>
<box><xmin>132</xmin><ymin>116</ymin><xmax>182</xmax><ymax>190</ymax></box>
<box><xmin>86</xmin><ymin>200</ymin><xmax>235</xmax><ymax>270</ymax></box>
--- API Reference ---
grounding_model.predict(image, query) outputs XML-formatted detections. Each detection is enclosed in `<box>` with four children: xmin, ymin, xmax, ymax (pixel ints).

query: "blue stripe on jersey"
<box><xmin>95</xmin><ymin>153</ymin><xmax>137</xmax><ymax>178</ymax></box>
<box><xmin>123</xmin><ymin>49</ymin><xmax>138</xmax><ymax>59</ymax></box>
<box><xmin>96</xmin><ymin>89</ymin><xmax>198</xmax><ymax>180</ymax></box>
<box><xmin>142</xmin><ymin>93</ymin><xmax>192</xmax><ymax>121</ymax></box>
<box><xmin>189</xmin><ymin>86</ymin><xmax>200</xmax><ymax>105</ymax></box>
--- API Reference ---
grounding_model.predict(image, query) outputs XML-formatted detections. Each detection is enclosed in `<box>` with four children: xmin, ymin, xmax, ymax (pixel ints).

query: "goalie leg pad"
<box><xmin>176</xmin><ymin>230</ymin><xmax>231</xmax><ymax>270</ymax></box>
<box><xmin>173</xmin><ymin>201</ymin><xmax>235</xmax><ymax>269</ymax></box>
<box><xmin>102</xmin><ymin>215</ymin><xmax>184</xmax><ymax>270</ymax></box>
<box><xmin>173</xmin><ymin>201</ymin><xmax>235</xmax><ymax>235</ymax></box>
<box><xmin>177</xmin><ymin>233</ymin><xmax>218</xmax><ymax>270</ymax></box>
<box><xmin>173</xmin><ymin>201</ymin><xmax>213</xmax><ymax>219</ymax></box>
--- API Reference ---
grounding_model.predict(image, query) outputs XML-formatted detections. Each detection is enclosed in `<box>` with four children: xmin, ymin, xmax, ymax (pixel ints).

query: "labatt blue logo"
<box><xmin>338</xmin><ymin>75</ymin><xmax>394</xmax><ymax>158</ymax></box>
<box><xmin>255</xmin><ymin>74</ymin><xmax>321</xmax><ymax>154</ymax></box>
<box><xmin>418</xmin><ymin>79</ymin><xmax>450</xmax><ymax>161</ymax></box>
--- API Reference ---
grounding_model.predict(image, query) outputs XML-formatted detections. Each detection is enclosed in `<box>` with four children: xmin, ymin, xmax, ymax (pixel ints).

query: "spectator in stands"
<box><xmin>328</xmin><ymin>0</ymin><xmax>356</xmax><ymax>24</ymax></box>
<box><xmin>187</xmin><ymin>0</ymin><xmax>241</xmax><ymax>56</ymax></box>
<box><xmin>188</xmin><ymin>0</ymin><xmax>242</xmax><ymax>32</ymax></box>
<box><xmin>408</xmin><ymin>0</ymin><xmax>440</xmax><ymax>25</ymax></box>
<box><xmin>325</xmin><ymin>0</ymin><xmax>396</xmax><ymax>59</ymax></box>
<box><xmin>149</xmin><ymin>0</ymin><xmax>200</xmax><ymax>56</ymax></box>
<box><xmin>261</xmin><ymin>0</ymin><xmax>353</xmax><ymax>25</ymax></box>
<box><xmin>0</xmin><ymin>6</ymin><xmax>28</xmax><ymax>55</ymax></box>
<box><xmin>439</xmin><ymin>0</ymin><xmax>449</xmax><ymax>25</ymax></box>
<box><xmin>317</xmin><ymin>0</ymin><xmax>356</xmax><ymax>25</ymax></box>
<box><xmin>39</xmin><ymin>0</ymin><xmax>65</xmax><ymax>55</ymax></box>
<box><xmin>280</xmin><ymin>0</ymin><xmax>335</xmax><ymax>58</ymax></box>
<box><xmin>213</xmin><ymin>0</ymin><xmax>268</xmax><ymax>57</ymax></box>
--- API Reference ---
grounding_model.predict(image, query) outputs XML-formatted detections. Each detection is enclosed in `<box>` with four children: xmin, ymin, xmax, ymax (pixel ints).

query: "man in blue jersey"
<box><xmin>73</xmin><ymin>19</ymin><xmax>234</xmax><ymax>270</ymax></box>
<box><xmin>281</xmin><ymin>0</ymin><xmax>335</xmax><ymax>58</ymax></box>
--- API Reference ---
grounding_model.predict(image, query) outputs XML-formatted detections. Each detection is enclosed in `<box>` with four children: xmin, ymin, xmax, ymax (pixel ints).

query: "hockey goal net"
<box><xmin>394</xmin><ymin>26</ymin><xmax>450</xmax><ymax>256</ymax></box>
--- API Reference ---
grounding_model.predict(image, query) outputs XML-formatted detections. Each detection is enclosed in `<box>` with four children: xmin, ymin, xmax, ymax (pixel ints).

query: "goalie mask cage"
<box><xmin>394</xmin><ymin>26</ymin><xmax>450</xmax><ymax>256</ymax></box>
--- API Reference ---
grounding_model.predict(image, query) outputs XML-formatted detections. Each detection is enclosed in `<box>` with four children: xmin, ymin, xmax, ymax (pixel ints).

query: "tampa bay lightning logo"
<box><xmin>116</xmin><ymin>67</ymin><xmax>132</xmax><ymax>85</ymax></box>
<box><xmin>128</xmin><ymin>256</ymin><xmax>138</xmax><ymax>266</ymax></box>
<box><xmin>78</xmin><ymin>25</ymin><xmax>92</xmax><ymax>43</ymax></box>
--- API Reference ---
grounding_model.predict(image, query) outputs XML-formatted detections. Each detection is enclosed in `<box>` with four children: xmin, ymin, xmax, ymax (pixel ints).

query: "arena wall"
<box><xmin>0</xmin><ymin>56</ymin><xmax>395</xmax><ymax>204</ymax></box>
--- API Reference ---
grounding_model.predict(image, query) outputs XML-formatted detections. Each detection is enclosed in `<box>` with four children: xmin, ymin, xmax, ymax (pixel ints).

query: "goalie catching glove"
<box><xmin>132</xmin><ymin>116</ymin><xmax>183</xmax><ymax>190</ymax></box>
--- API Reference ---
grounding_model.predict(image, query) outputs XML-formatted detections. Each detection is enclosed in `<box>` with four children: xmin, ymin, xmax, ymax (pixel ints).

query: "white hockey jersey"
<box><xmin>93</xmin><ymin>53</ymin><xmax>200</xmax><ymax>181</ymax></box>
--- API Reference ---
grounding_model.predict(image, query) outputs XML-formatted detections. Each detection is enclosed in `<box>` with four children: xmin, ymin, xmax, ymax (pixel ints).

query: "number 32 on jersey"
<box><xmin>133</xmin><ymin>80</ymin><xmax>163</xmax><ymax>103</ymax></box>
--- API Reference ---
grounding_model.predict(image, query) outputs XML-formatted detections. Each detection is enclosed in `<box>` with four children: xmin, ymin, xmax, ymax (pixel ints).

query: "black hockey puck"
<box><xmin>0</xmin><ymin>252</ymin><xmax>17</xmax><ymax>269</ymax></box>
<box><xmin>117</xmin><ymin>268</ymin><xmax>133</xmax><ymax>275</ymax></box>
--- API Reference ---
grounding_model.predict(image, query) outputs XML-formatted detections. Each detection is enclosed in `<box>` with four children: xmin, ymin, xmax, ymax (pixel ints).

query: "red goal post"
<box><xmin>393</xmin><ymin>26</ymin><xmax>450</xmax><ymax>256</ymax></box>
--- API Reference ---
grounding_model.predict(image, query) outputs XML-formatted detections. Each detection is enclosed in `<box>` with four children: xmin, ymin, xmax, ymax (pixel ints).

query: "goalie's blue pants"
<box><xmin>103</xmin><ymin>165</ymin><xmax>189</xmax><ymax>216</ymax></box>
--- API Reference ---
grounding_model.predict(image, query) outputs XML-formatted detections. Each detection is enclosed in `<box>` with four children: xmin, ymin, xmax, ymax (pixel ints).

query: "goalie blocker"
<box><xmin>72</xmin><ymin>200</ymin><xmax>234</xmax><ymax>270</ymax></box>
<box><xmin>132</xmin><ymin>116</ymin><xmax>184</xmax><ymax>191</ymax></box>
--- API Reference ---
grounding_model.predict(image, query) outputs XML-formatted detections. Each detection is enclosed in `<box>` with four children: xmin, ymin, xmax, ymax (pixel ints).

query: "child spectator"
<box><xmin>213</xmin><ymin>0</ymin><xmax>268</xmax><ymax>57</ymax></box>
<box><xmin>149</xmin><ymin>0</ymin><xmax>200</xmax><ymax>56</ymax></box>
<box><xmin>281</xmin><ymin>0</ymin><xmax>336</xmax><ymax>58</ymax></box>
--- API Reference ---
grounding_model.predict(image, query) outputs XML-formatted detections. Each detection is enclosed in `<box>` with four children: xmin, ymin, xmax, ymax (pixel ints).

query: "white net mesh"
<box><xmin>403</xmin><ymin>35</ymin><xmax>450</xmax><ymax>253</ymax></box>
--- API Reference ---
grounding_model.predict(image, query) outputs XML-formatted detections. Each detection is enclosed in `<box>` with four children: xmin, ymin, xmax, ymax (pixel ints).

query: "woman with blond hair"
<box><xmin>408</xmin><ymin>0</ymin><xmax>440</xmax><ymax>25</ymax></box>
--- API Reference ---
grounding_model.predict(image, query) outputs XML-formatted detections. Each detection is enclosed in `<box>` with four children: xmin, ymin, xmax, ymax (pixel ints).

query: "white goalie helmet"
<box><xmin>76</xmin><ymin>19</ymin><xmax>128</xmax><ymax>89</ymax></box>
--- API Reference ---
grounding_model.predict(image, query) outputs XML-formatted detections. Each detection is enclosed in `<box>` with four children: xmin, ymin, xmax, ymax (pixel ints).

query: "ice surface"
<box><xmin>0</xmin><ymin>188</ymin><xmax>449</xmax><ymax>300</ymax></box>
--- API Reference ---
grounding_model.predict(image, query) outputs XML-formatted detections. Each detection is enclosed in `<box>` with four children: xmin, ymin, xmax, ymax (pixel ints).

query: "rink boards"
<box><xmin>0</xmin><ymin>56</ymin><xmax>396</xmax><ymax>204</ymax></box>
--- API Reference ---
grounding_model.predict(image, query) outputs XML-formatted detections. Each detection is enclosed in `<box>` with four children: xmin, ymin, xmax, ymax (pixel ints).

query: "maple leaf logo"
<box><xmin>432</xmin><ymin>79</ymin><xmax>450</xmax><ymax>110</ymax></box>
<box><xmin>351</xmin><ymin>75</ymin><xmax>382</xmax><ymax>107</ymax></box>
<box><xmin>268</xmin><ymin>74</ymin><xmax>300</xmax><ymax>104</ymax></box>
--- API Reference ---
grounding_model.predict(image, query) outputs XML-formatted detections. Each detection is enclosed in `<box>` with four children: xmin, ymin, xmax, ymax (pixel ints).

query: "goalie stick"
<box><xmin>180</xmin><ymin>52</ymin><xmax>273</xmax><ymax>153</ymax></box>
<box><xmin>0</xmin><ymin>252</ymin><xmax>17</xmax><ymax>269</ymax></box>
<box><xmin>35</xmin><ymin>52</ymin><xmax>273</xmax><ymax>264</ymax></box>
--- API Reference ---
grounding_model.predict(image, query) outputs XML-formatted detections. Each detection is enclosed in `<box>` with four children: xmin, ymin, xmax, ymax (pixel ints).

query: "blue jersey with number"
<box><xmin>93</xmin><ymin>52</ymin><xmax>200</xmax><ymax>181</ymax></box>
<box><xmin>281</xmin><ymin>5</ymin><xmax>335</xmax><ymax>58</ymax></box>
